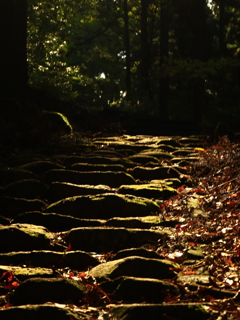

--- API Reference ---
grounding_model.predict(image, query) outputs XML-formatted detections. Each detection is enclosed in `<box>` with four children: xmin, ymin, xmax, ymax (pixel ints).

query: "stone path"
<box><xmin>0</xmin><ymin>134</ymin><xmax>212</xmax><ymax>319</ymax></box>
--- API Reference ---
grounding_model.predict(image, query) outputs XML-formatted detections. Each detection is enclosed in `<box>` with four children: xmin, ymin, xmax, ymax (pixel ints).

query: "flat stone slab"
<box><xmin>0</xmin><ymin>265</ymin><xmax>54</xmax><ymax>280</ymax></box>
<box><xmin>108</xmin><ymin>303</ymin><xmax>209</xmax><ymax>320</ymax></box>
<box><xmin>44</xmin><ymin>169</ymin><xmax>135</xmax><ymax>187</ymax></box>
<box><xmin>102</xmin><ymin>276</ymin><xmax>179</xmax><ymax>303</ymax></box>
<box><xmin>0</xmin><ymin>224</ymin><xmax>52</xmax><ymax>252</ymax></box>
<box><xmin>46</xmin><ymin>193</ymin><xmax>159</xmax><ymax>219</ymax></box>
<box><xmin>89</xmin><ymin>256</ymin><xmax>179</xmax><ymax>281</ymax></box>
<box><xmin>112</xmin><ymin>248</ymin><xmax>162</xmax><ymax>260</ymax></box>
<box><xmin>46</xmin><ymin>182</ymin><xmax>113</xmax><ymax>201</ymax></box>
<box><xmin>0</xmin><ymin>304</ymin><xmax>84</xmax><ymax>320</ymax></box>
<box><xmin>71</xmin><ymin>163</ymin><xmax>126</xmax><ymax>172</ymax></box>
<box><xmin>0</xmin><ymin>168</ymin><xmax>36</xmax><ymax>186</ymax></box>
<box><xmin>1</xmin><ymin>179</ymin><xmax>47</xmax><ymax>199</ymax></box>
<box><xmin>13</xmin><ymin>211</ymin><xmax>104</xmax><ymax>232</ymax></box>
<box><xmin>0</xmin><ymin>250</ymin><xmax>99</xmax><ymax>269</ymax></box>
<box><xmin>18</xmin><ymin>160</ymin><xmax>64</xmax><ymax>175</ymax></box>
<box><xmin>0</xmin><ymin>196</ymin><xmax>46</xmax><ymax>218</ymax></box>
<box><xmin>131</xmin><ymin>166</ymin><xmax>186</xmax><ymax>180</ymax></box>
<box><xmin>10</xmin><ymin>278</ymin><xmax>85</xmax><ymax>305</ymax></box>
<box><xmin>119</xmin><ymin>184</ymin><xmax>177</xmax><ymax>199</ymax></box>
<box><xmin>64</xmin><ymin>227</ymin><xmax>165</xmax><ymax>252</ymax></box>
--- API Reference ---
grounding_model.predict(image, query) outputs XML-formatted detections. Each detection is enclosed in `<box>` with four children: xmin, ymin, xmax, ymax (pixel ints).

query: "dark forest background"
<box><xmin>0</xmin><ymin>0</ymin><xmax>240</xmax><ymax>138</ymax></box>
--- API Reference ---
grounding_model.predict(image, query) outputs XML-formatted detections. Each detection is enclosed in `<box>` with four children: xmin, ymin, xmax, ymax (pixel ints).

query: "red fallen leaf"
<box><xmin>188</xmin><ymin>242</ymin><xmax>196</xmax><ymax>246</ymax></box>
<box><xmin>164</xmin><ymin>295</ymin><xmax>179</xmax><ymax>302</ymax></box>
<box><xmin>1</xmin><ymin>271</ymin><xmax>14</xmax><ymax>283</ymax></box>
<box><xmin>77</xmin><ymin>272</ymin><xmax>87</xmax><ymax>278</ymax></box>
<box><xmin>68</xmin><ymin>272</ymin><xmax>75</xmax><ymax>277</ymax></box>
<box><xmin>177</xmin><ymin>186</ymin><xmax>185</xmax><ymax>192</ymax></box>
<box><xmin>203</xmin><ymin>294</ymin><xmax>215</xmax><ymax>302</ymax></box>
<box><xmin>5</xmin><ymin>281</ymin><xmax>19</xmax><ymax>288</ymax></box>
<box><xmin>181</xmin><ymin>270</ymin><xmax>197</xmax><ymax>275</ymax></box>
<box><xmin>67</xmin><ymin>243</ymin><xmax>72</xmax><ymax>251</ymax></box>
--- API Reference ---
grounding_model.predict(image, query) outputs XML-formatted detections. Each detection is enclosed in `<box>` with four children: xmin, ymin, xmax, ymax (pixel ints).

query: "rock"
<box><xmin>0</xmin><ymin>265</ymin><xmax>54</xmax><ymax>280</ymax></box>
<box><xmin>64</xmin><ymin>227</ymin><xmax>165</xmax><ymax>252</ymax></box>
<box><xmin>13</xmin><ymin>211</ymin><xmax>104</xmax><ymax>232</ymax></box>
<box><xmin>105</xmin><ymin>216</ymin><xmax>162</xmax><ymax>229</ymax></box>
<box><xmin>111</xmin><ymin>248</ymin><xmax>162</xmax><ymax>260</ymax></box>
<box><xmin>0</xmin><ymin>196</ymin><xmax>46</xmax><ymax>218</ymax></box>
<box><xmin>150</xmin><ymin>178</ymin><xmax>182</xmax><ymax>188</ymax></box>
<box><xmin>44</xmin><ymin>169</ymin><xmax>135</xmax><ymax>187</ymax></box>
<box><xmin>138</xmin><ymin>150</ymin><xmax>173</xmax><ymax>160</ymax></box>
<box><xmin>0</xmin><ymin>224</ymin><xmax>52</xmax><ymax>252</ymax></box>
<box><xmin>118</xmin><ymin>184</ymin><xmax>178</xmax><ymax>199</ymax></box>
<box><xmin>1</xmin><ymin>179</ymin><xmax>47</xmax><ymax>199</ymax></box>
<box><xmin>46</xmin><ymin>182</ymin><xmax>113</xmax><ymax>201</ymax></box>
<box><xmin>127</xmin><ymin>155</ymin><xmax>160</xmax><ymax>165</ymax></box>
<box><xmin>46</xmin><ymin>193</ymin><xmax>159</xmax><ymax>219</ymax></box>
<box><xmin>10</xmin><ymin>278</ymin><xmax>85</xmax><ymax>305</ymax></box>
<box><xmin>63</xmin><ymin>155</ymin><xmax>136</xmax><ymax>167</ymax></box>
<box><xmin>0</xmin><ymin>250</ymin><xmax>99</xmax><ymax>269</ymax></box>
<box><xmin>102</xmin><ymin>276</ymin><xmax>179</xmax><ymax>303</ymax></box>
<box><xmin>71</xmin><ymin>163</ymin><xmax>126</xmax><ymax>172</ymax></box>
<box><xmin>105</xmin><ymin>217</ymin><xmax>152</xmax><ymax>229</ymax></box>
<box><xmin>89</xmin><ymin>256</ymin><xmax>179</xmax><ymax>282</ymax></box>
<box><xmin>0</xmin><ymin>304</ymin><xmax>83</xmax><ymax>320</ymax></box>
<box><xmin>0</xmin><ymin>168</ymin><xmax>36</xmax><ymax>186</ymax></box>
<box><xmin>131</xmin><ymin>166</ymin><xmax>186</xmax><ymax>181</ymax></box>
<box><xmin>18</xmin><ymin>160</ymin><xmax>64</xmax><ymax>175</ymax></box>
<box><xmin>108</xmin><ymin>303</ymin><xmax>209</xmax><ymax>320</ymax></box>
<box><xmin>187</xmin><ymin>249</ymin><xmax>205</xmax><ymax>260</ymax></box>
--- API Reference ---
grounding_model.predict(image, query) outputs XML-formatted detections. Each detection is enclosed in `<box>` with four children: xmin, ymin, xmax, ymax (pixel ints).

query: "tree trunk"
<box><xmin>159</xmin><ymin>0</ymin><xmax>169</xmax><ymax>120</ymax></box>
<box><xmin>218</xmin><ymin>0</ymin><xmax>227</xmax><ymax>56</ymax></box>
<box><xmin>123</xmin><ymin>0</ymin><xmax>132</xmax><ymax>99</ymax></box>
<box><xmin>139</xmin><ymin>0</ymin><xmax>152</xmax><ymax>106</ymax></box>
<box><xmin>0</xmin><ymin>0</ymin><xmax>28</xmax><ymax>99</ymax></box>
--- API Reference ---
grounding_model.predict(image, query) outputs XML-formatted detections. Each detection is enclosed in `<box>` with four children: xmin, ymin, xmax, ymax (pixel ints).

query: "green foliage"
<box><xmin>27</xmin><ymin>0</ymin><xmax>240</xmax><ymax>127</ymax></box>
<box><xmin>43</xmin><ymin>111</ymin><xmax>73</xmax><ymax>133</ymax></box>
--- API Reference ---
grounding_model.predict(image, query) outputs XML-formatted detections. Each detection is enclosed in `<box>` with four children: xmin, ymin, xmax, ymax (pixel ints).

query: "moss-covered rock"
<box><xmin>89</xmin><ymin>256</ymin><xmax>179</xmax><ymax>281</ymax></box>
<box><xmin>118</xmin><ymin>184</ymin><xmax>178</xmax><ymax>199</ymax></box>
<box><xmin>46</xmin><ymin>193</ymin><xmax>159</xmax><ymax>219</ymax></box>
<box><xmin>108</xmin><ymin>303</ymin><xmax>209</xmax><ymax>320</ymax></box>
<box><xmin>111</xmin><ymin>248</ymin><xmax>162</xmax><ymax>260</ymax></box>
<box><xmin>13</xmin><ymin>211</ymin><xmax>104</xmax><ymax>232</ymax></box>
<box><xmin>18</xmin><ymin>160</ymin><xmax>64</xmax><ymax>175</ymax></box>
<box><xmin>0</xmin><ymin>304</ymin><xmax>83</xmax><ymax>320</ymax></box>
<box><xmin>102</xmin><ymin>276</ymin><xmax>179</xmax><ymax>303</ymax></box>
<box><xmin>0</xmin><ymin>250</ymin><xmax>99</xmax><ymax>270</ymax></box>
<box><xmin>71</xmin><ymin>163</ymin><xmax>126</xmax><ymax>172</ymax></box>
<box><xmin>1</xmin><ymin>179</ymin><xmax>47</xmax><ymax>199</ymax></box>
<box><xmin>64</xmin><ymin>227</ymin><xmax>165</xmax><ymax>252</ymax></box>
<box><xmin>0</xmin><ymin>168</ymin><xmax>36</xmax><ymax>186</ymax></box>
<box><xmin>0</xmin><ymin>196</ymin><xmax>46</xmax><ymax>218</ymax></box>
<box><xmin>44</xmin><ymin>169</ymin><xmax>135</xmax><ymax>188</ymax></box>
<box><xmin>0</xmin><ymin>224</ymin><xmax>52</xmax><ymax>252</ymax></box>
<box><xmin>131</xmin><ymin>166</ymin><xmax>186</xmax><ymax>180</ymax></box>
<box><xmin>0</xmin><ymin>265</ymin><xmax>54</xmax><ymax>280</ymax></box>
<box><xmin>10</xmin><ymin>278</ymin><xmax>85</xmax><ymax>305</ymax></box>
<box><xmin>46</xmin><ymin>182</ymin><xmax>113</xmax><ymax>201</ymax></box>
<box><xmin>127</xmin><ymin>154</ymin><xmax>160</xmax><ymax>165</ymax></box>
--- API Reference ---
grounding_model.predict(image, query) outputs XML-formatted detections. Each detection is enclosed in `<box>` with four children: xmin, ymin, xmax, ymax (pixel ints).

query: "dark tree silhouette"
<box><xmin>0</xmin><ymin>0</ymin><xmax>28</xmax><ymax>99</ymax></box>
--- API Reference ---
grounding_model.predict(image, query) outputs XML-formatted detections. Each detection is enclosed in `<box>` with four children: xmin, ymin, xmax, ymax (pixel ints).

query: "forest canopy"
<box><xmin>27</xmin><ymin>0</ymin><xmax>240</xmax><ymax>126</ymax></box>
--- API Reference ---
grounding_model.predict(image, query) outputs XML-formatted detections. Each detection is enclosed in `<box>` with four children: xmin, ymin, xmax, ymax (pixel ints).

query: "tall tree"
<box><xmin>123</xmin><ymin>0</ymin><xmax>132</xmax><ymax>98</ymax></box>
<box><xmin>159</xmin><ymin>0</ymin><xmax>169</xmax><ymax>119</ymax></box>
<box><xmin>139</xmin><ymin>0</ymin><xmax>152</xmax><ymax>105</ymax></box>
<box><xmin>0</xmin><ymin>0</ymin><xmax>28</xmax><ymax>99</ymax></box>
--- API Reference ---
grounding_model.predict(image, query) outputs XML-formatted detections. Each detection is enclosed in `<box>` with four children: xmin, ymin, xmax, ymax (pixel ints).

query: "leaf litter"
<box><xmin>152</xmin><ymin>136</ymin><xmax>240</xmax><ymax>319</ymax></box>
